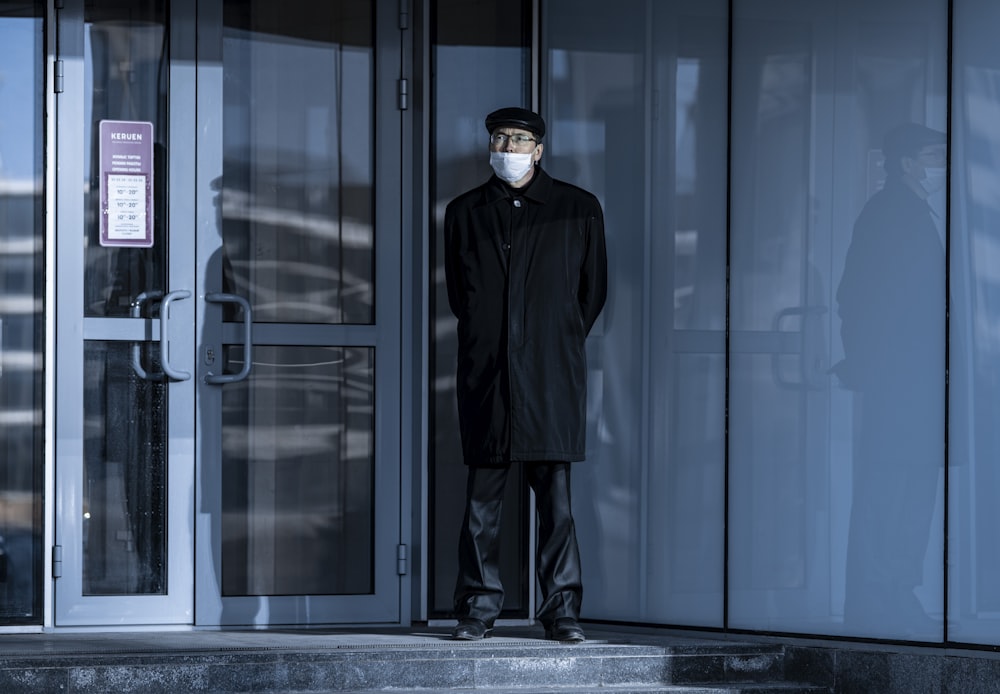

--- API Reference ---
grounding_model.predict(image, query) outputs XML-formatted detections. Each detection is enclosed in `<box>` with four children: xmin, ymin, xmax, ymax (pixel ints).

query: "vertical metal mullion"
<box><xmin>942</xmin><ymin>0</ymin><xmax>954</xmax><ymax>646</ymax></box>
<box><xmin>52</xmin><ymin>0</ymin><xmax>87</xmax><ymax>626</ymax></box>
<box><xmin>723</xmin><ymin>0</ymin><xmax>734</xmax><ymax>632</ymax></box>
<box><xmin>398</xmin><ymin>0</ymin><xmax>420</xmax><ymax>627</ymax></box>
<box><xmin>526</xmin><ymin>0</ymin><xmax>540</xmax><ymax>624</ymax></box>
<box><xmin>44</xmin><ymin>0</ymin><xmax>60</xmax><ymax>628</ymax></box>
<box><xmin>635</xmin><ymin>0</ymin><xmax>656</xmax><ymax>618</ymax></box>
<box><xmin>530</xmin><ymin>0</ymin><xmax>539</xmax><ymax>112</ymax></box>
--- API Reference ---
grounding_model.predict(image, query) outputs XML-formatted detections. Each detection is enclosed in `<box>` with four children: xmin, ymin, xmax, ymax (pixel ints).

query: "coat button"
<box><xmin>513</xmin><ymin>199</ymin><xmax>522</xmax><ymax>208</ymax></box>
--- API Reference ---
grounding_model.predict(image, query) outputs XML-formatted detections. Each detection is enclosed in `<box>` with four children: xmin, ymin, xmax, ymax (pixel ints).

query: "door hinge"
<box><xmin>396</xmin><ymin>544</ymin><xmax>408</xmax><ymax>575</ymax></box>
<box><xmin>54</xmin><ymin>59</ymin><xmax>64</xmax><ymax>94</ymax></box>
<box><xmin>52</xmin><ymin>545</ymin><xmax>63</xmax><ymax>579</ymax></box>
<box><xmin>397</xmin><ymin>78</ymin><xmax>409</xmax><ymax>111</ymax></box>
<box><xmin>398</xmin><ymin>0</ymin><xmax>409</xmax><ymax>30</ymax></box>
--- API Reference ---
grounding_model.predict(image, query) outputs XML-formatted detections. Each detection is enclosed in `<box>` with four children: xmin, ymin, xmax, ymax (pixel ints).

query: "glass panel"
<box><xmin>82</xmin><ymin>341</ymin><xmax>167</xmax><ymax>595</ymax></box>
<box><xmin>541</xmin><ymin>0</ymin><xmax>728</xmax><ymax>626</ymax></box>
<box><xmin>83</xmin><ymin>0</ymin><xmax>167</xmax><ymax>317</ymax></box>
<box><xmin>429</xmin><ymin>0</ymin><xmax>531</xmax><ymax>618</ymax></box>
<box><xmin>728</xmin><ymin>0</ymin><xmax>947</xmax><ymax>641</ymax></box>
<box><xmin>222</xmin><ymin>1</ymin><xmax>374</xmax><ymax>325</ymax></box>
<box><xmin>221</xmin><ymin>346</ymin><xmax>374</xmax><ymax>596</ymax></box>
<box><xmin>949</xmin><ymin>0</ymin><xmax>1000</xmax><ymax>645</ymax></box>
<box><xmin>0</xmin><ymin>0</ymin><xmax>44</xmax><ymax>624</ymax></box>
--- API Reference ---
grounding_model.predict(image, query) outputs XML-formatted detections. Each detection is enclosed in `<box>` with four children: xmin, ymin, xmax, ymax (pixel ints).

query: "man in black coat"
<box><xmin>444</xmin><ymin>107</ymin><xmax>608</xmax><ymax>642</ymax></box>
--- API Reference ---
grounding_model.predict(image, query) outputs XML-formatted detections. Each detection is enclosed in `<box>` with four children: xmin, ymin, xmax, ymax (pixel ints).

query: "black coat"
<box><xmin>444</xmin><ymin>167</ymin><xmax>608</xmax><ymax>466</ymax></box>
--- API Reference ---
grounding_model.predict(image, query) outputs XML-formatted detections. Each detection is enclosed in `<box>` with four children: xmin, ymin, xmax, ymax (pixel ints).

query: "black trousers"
<box><xmin>454</xmin><ymin>461</ymin><xmax>583</xmax><ymax>627</ymax></box>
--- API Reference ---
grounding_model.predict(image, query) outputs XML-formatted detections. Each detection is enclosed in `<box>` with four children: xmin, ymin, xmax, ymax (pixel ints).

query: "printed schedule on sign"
<box><xmin>106</xmin><ymin>174</ymin><xmax>148</xmax><ymax>242</ymax></box>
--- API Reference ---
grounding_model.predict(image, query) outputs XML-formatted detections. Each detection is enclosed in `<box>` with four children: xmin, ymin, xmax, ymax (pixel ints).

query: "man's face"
<box><xmin>899</xmin><ymin>143</ymin><xmax>947</xmax><ymax>197</ymax></box>
<box><xmin>489</xmin><ymin>128</ymin><xmax>543</xmax><ymax>162</ymax></box>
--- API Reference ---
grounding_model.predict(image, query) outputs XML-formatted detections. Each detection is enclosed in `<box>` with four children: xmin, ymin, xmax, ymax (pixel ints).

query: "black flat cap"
<box><xmin>883</xmin><ymin>122</ymin><xmax>945</xmax><ymax>158</ymax></box>
<box><xmin>485</xmin><ymin>107</ymin><xmax>546</xmax><ymax>139</ymax></box>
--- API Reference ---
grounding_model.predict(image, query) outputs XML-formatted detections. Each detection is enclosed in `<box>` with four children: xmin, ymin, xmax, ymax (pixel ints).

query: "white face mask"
<box><xmin>490</xmin><ymin>151</ymin><xmax>535</xmax><ymax>183</ymax></box>
<box><xmin>920</xmin><ymin>166</ymin><xmax>947</xmax><ymax>195</ymax></box>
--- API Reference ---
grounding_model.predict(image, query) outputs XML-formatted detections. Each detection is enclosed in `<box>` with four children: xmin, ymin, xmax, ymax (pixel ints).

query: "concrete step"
<box><xmin>0</xmin><ymin>628</ymin><xmax>832</xmax><ymax>693</ymax></box>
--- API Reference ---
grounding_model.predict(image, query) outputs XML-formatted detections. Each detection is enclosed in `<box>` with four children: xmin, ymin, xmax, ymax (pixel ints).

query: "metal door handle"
<box><xmin>131</xmin><ymin>291</ymin><xmax>164</xmax><ymax>381</ymax></box>
<box><xmin>160</xmin><ymin>290</ymin><xmax>192</xmax><ymax>381</ymax></box>
<box><xmin>204</xmin><ymin>292</ymin><xmax>253</xmax><ymax>384</ymax></box>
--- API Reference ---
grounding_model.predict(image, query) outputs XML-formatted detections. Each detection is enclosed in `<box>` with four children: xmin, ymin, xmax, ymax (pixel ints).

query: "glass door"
<box><xmin>192</xmin><ymin>0</ymin><xmax>402</xmax><ymax>626</ymax></box>
<box><xmin>54</xmin><ymin>0</ymin><xmax>196</xmax><ymax>625</ymax></box>
<box><xmin>54</xmin><ymin>0</ymin><xmax>402</xmax><ymax>627</ymax></box>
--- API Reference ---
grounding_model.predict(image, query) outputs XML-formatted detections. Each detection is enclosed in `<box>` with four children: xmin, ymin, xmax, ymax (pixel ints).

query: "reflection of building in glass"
<box><xmin>0</xmin><ymin>175</ymin><xmax>43</xmax><ymax>620</ymax></box>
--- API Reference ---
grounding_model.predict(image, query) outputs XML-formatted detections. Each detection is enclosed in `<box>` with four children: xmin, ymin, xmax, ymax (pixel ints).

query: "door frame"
<box><xmin>52</xmin><ymin>0</ymin><xmax>406</xmax><ymax>628</ymax></box>
<box><xmin>53</xmin><ymin>0</ymin><xmax>197</xmax><ymax>626</ymax></box>
<box><xmin>190</xmin><ymin>0</ymin><xmax>404</xmax><ymax>627</ymax></box>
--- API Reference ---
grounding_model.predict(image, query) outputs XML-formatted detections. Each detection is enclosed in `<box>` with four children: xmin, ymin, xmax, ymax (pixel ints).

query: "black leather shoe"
<box><xmin>452</xmin><ymin>617</ymin><xmax>492</xmax><ymax>641</ymax></box>
<box><xmin>544</xmin><ymin>617</ymin><xmax>585</xmax><ymax>643</ymax></box>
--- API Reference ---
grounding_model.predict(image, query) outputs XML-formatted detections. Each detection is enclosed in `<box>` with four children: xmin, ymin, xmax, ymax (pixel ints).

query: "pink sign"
<box><xmin>99</xmin><ymin>120</ymin><xmax>154</xmax><ymax>247</ymax></box>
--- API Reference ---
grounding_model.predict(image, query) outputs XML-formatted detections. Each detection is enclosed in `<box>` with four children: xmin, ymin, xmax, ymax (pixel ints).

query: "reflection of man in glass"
<box><xmin>835</xmin><ymin>123</ymin><xmax>946</xmax><ymax>633</ymax></box>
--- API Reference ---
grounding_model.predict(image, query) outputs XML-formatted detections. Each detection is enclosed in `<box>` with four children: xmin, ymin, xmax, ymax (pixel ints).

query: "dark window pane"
<box><xmin>83</xmin><ymin>340</ymin><xmax>168</xmax><ymax>595</ymax></box>
<box><xmin>221</xmin><ymin>346</ymin><xmax>374</xmax><ymax>596</ymax></box>
<box><xmin>83</xmin><ymin>1</ymin><xmax>167</xmax><ymax>317</ymax></box>
<box><xmin>428</xmin><ymin>0</ymin><xmax>531</xmax><ymax>619</ymax></box>
<box><xmin>222</xmin><ymin>0</ymin><xmax>374</xmax><ymax>325</ymax></box>
<box><xmin>0</xmin><ymin>1</ymin><xmax>45</xmax><ymax>624</ymax></box>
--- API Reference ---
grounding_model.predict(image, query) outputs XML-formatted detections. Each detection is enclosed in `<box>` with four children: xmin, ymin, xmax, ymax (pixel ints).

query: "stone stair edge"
<box><xmin>0</xmin><ymin>637</ymin><xmax>789</xmax><ymax>666</ymax></box>
<box><xmin>0</xmin><ymin>649</ymin><xmax>827</xmax><ymax>694</ymax></box>
<box><xmin>0</xmin><ymin>652</ymin><xmax>778</xmax><ymax>675</ymax></box>
<box><xmin>328</xmin><ymin>684</ymin><xmax>830</xmax><ymax>694</ymax></box>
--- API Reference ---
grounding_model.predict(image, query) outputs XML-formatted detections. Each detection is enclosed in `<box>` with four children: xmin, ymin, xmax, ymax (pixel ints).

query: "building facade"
<box><xmin>2</xmin><ymin>0</ymin><xmax>1000</xmax><ymax>649</ymax></box>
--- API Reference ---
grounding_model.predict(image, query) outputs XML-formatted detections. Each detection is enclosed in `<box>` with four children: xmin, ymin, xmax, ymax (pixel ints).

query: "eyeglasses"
<box><xmin>490</xmin><ymin>132</ymin><xmax>537</xmax><ymax>147</ymax></box>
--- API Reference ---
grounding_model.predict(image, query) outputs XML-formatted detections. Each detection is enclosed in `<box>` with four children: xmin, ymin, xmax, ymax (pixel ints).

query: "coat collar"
<box><xmin>481</xmin><ymin>166</ymin><xmax>553</xmax><ymax>206</ymax></box>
